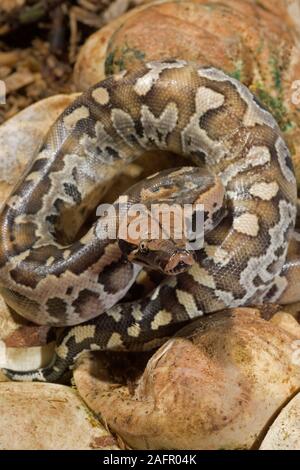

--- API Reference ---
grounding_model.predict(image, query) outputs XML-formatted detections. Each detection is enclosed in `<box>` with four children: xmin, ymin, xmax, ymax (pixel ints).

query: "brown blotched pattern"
<box><xmin>0</xmin><ymin>60</ymin><xmax>297</xmax><ymax>382</ymax></box>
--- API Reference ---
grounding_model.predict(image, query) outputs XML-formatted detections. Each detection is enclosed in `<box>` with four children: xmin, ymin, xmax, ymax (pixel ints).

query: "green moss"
<box><xmin>229</xmin><ymin>60</ymin><xmax>244</xmax><ymax>82</ymax></box>
<box><xmin>282</xmin><ymin>120</ymin><xmax>296</xmax><ymax>133</ymax></box>
<box><xmin>124</xmin><ymin>45</ymin><xmax>146</xmax><ymax>61</ymax></box>
<box><xmin>104</xmin><ymin>51</ymin><xmax>116</xmax><ymax>76</ymax></box>
<box><xmin>253</xmin><ymin>83</ymin><xmax>295</xmax><ymax>134</ymax></box>
<box><xmin>256</xmin><ymin>38</ymin><xmax>264</xmax><ymax>55</ymax></box>
<box><xmin>105</xmin><ymin>44</ymin><xmax>146</xmax><ymax>76</ymax></box>
<box><xmin>250</xmin><ymin>54</ymin><xmax>294</xmax><ymax>134</ymax></box>
<box><xmin>269</xmin><ymin>55</ymin><xmax>283</xmax><ymax>93</ymax></box>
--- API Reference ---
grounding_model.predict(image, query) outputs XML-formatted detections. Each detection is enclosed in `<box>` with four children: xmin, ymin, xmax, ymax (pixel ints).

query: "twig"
<box><xmin>0</xmin><ymin>0</ymin><xmax>63</xmax><ymax>35</ymax></box>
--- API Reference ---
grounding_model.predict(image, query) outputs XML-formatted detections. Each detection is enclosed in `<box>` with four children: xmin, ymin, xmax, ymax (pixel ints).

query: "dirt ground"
<box><xmin>0</xmin><ymin>0</ymin><xmax>144</xmax><ymax>124</ymax></box>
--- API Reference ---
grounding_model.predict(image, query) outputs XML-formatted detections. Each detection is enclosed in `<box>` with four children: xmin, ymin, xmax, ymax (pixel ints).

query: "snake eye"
<box><xmin>139</xmin><ymin>241</ymin><xmax>149</xmax><ymax>254</ymax></box>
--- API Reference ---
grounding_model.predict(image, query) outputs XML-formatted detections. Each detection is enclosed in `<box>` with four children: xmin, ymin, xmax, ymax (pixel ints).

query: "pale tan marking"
<box><xmin>107</xmin><ymin>332</ymin><xmax>123</xmax><ymax>349</ymax></box>
<box><xmin>107</xmin><ymin>305</ymin><xmax>122</xmax><ymax>322</ymax></box>
<box><xmin>222</xmin><ymin>146</ymin><xmax>271</xmax><ymax>185</ymax></box>
<box><xmin>198</xmin><ymin>67</ymin><xmax>278</xmax><ymax>128</ymax></box>
<box><xmin>111</xmin><ymin>108</ymin><xmax>148</xmax><ymax>149</ymax></box>
<box><xmin>150</xmin><ymin>286</ymin><xmax>161</xmax><ymax>301</ymax></box>
<box><xmin>73</xmin><ymin>324</ymin><xmax>96</xmax><ymax>344</ymax></box>
<box><xmin>89</xmin><ymin>343</ymin><xmax>101</xmax><ymax>351</ymax></box>
<box><xmin>114</xmin><ymin>70</ymin><xmax>127</xmax><ymax>81</ymax></box>
<box><xmin>56</xmin><ymin>343</ymin><xmax>69</xmax><ymax>359</ymax></box>
<box><xmin>141</xmin><ymin>102</ymin><xmax>178</xmax><ymax>147</ymax></box>
<box><xmin>2</xmin><ymin>247</ymin><xmax>31</xmax><ymax>270</ymax></box>
<box><xmin>147</xmin><ymin>171</ymin><xmax>160</xmax><ymax>180</ymax></box>
<box><xmin>151</xmin><ymin>309</ymin><xmax>172</xmax><ymax>330</ymax></box>
<box><xmin>247</xmin><ymin>146</ymin><xmax>272</xmax><ymax>164</ymax></box>
<box><xmin>250</xmin><ymin>181</ymin><xmax>279</xmax><ymax>200</ymax></box>
<box><xmin>215</xmin><ymin>289</ymin><xmax>234</xmax><ymax>305</ymax></box>
<box><xmin>45</xmin><ymin>256</ymin><xmax>55</xmax><ymax>267</ymax></box>
<box><xmin>127</xmin><ymin>323</ymin><xmax>141</xmax><ymax>337</ymax></box>
<box><xmin>131</xmin><ymin>305</ymin><xmax>143</xmax><ymax>322</ymax></box>
<box><xmin>176</xmin><ymin>289</ymin><xmax>200</xmax><ymax>318</ymax></box>
<box><xmin>181</xmin><ymin>86</ymin><xmax>225</xmax><ymax>163</ymax></box>
<box><xmin>14</xmin><ymin>213</ymin><xmax>32</xmax><ymax>225</ymax></box>
<box><xmin>195</xmin><ymin>86</ymin><xmax>225</xmax><ymax>114</ymax></box>
<box><xmin>25</xmin><ymin>171</ymin><xmax>43</xmax><ymax>183</ymax></box>
<box><xmin>63</xmin><ymin>106</ymin><xmax>89</xmax><ymax>130</ymax></box>
<box><xmin>243</xmin><ymin>103</ymin><xmax>276</xmax><ymax>128</ymax></box>
<box><xmin>92</xmin><ymin>87</ymin><xmax>110</xmax><ymax>105</ymax></box>
<box><xmin>239</xmin><ymin>200</ymin><xmax>296</xmax><ymax>302</ymax></box>
<box><xmin>205</xmin><ymin>244</ymin><xmax>230</xmax><ymax>265</ymax></box>
<box><xmin>233</xmin><ymin>213</ymin><xmax>259</xmax><ymax>236</ymax></box>
<box><xmin>134</xmin><ymin>60</ymin><xmax>186</xmax><ymax>96</ymax></box>
<box><xmin>63</xmin><ymin>249</ymin><xmax>71</xmax><ymax>260</ymax></box>
<box><xmin>189</xmin><ymin>263</ymin><xmax>216</xmax><ymax>289</ymax></box>
<box><xmin>112</xmin><ymin>102</ymin><xmax>178</xmax><ymax>150</ymax></box>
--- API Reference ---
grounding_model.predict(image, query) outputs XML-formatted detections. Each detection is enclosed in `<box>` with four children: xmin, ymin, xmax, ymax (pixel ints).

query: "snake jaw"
<box><xmin>128</xmin><ymin>240</ymin><xmax>195</xmax><ymax>275</ymax></box>
<box><xmin>164</xmin><ymin>250</ymin><xmax>195</xmax><ymax>275</ymax></box>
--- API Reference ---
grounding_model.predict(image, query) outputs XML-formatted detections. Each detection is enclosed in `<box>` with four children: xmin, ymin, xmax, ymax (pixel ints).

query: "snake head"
<box><xmin>119</xmin><ymin>238</ymin><xmax>195</xmax><ymax>275</ymax></box>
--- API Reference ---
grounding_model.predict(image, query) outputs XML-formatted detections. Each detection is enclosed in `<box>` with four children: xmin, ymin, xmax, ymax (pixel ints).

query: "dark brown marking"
<box><xmin>46</xmin><ymin>297</ymin><xmax>68</xmax><ymax>318</ymax></box>
<box><xmin>63</xmin><ymin>183</ymin><xmax>82</xmax><ymax>204</ymax></box>
<box><xmin>72</xmin><ymin>289</ymin><xmax>100</xmax><ymax>317</ymax></box>
<box><xmin>98</xmin><ymin>259</ymin><xmax>134</xmax><ymax>294</ymax></box>
<box><xmin>10</xmin><ymin>268</ymin><xmax>40</xmax><ymax>289</ymax></box>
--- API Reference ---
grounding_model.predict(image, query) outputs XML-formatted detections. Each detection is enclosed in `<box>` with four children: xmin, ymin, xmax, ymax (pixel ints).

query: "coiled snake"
<box><xmin>0</xmin><ymin>60</ymin><xmax>298</xmax><ymax>381</ymax></box>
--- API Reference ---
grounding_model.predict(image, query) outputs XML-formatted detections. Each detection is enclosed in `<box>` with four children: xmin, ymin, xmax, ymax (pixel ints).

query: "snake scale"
<box><xmin>0</xmin><ymin>60</ymin><xmax>298</xmax><ymax>381</ymax></box>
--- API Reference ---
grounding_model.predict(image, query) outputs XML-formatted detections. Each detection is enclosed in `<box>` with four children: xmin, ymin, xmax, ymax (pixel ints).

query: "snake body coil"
<box><xmin>0</xmin><ymin>60</ymin><xmax>297</xmax><ymax>381</ymax></box>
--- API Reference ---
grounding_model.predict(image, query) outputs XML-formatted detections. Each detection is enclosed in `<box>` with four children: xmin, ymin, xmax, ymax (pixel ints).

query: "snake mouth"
<box><xmin>124</xmin><ymin>243</ymin><xmax>195</xmax><ymax>275</ymax></box>
<box><xmin>164</xmin><ymin>250</ymin><xmax>195</xmax><ymax>275</ymax></box>
<box><xmin>164</xmin><ymin>261</ymin><xmax>191</xmax><ymax>275</ymax></box>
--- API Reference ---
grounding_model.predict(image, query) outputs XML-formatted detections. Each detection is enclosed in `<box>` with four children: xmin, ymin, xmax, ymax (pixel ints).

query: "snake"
<box><xmin>0</xmin><ymin>60</ymin><xmax>298</xmax><ymax>382</ymax></box>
